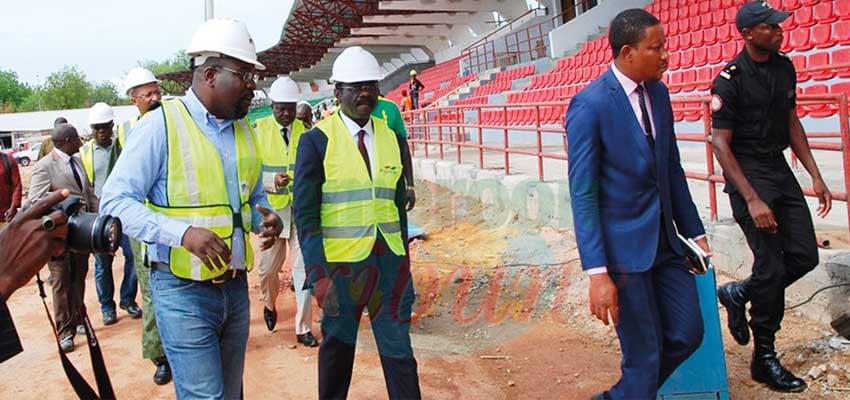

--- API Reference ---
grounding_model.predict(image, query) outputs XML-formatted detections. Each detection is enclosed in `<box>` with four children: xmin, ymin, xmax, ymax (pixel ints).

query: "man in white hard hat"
<box><xmin>408</xmin><ymin>69</ymin><xmax>424</xmax><ymax>110</ymax></box>
<box><xmin>118</xmin><ymin>67</ymin><xmax>163</xmax><ymax>147</ymax></box>
<box><xmin>253</xmin><ymin>76</ymin><xmax>318</xmax><ymax>347</ymax></box>
<box><xmin>120</xmin><ymin>66</ymin><xmax>172</xmax><ymax>385</ymax></box>
<box><xmin>296</xmin><ymin>100</ymin><xmax>314</xmax><ymax>129</ymax></box>
<box><xmin>100</xmin><ymin>18</ymin><xmax>283</xmax><ymax>399</ymax></box>
<box><xmin>294</xmin><ymin>46</ymin><xmax>421</xmax><ymax>399</ymax></box>
<box><xmin>81</xmin><ymin>103</ymin><xmax>141</xmax><ymax>327</ymax></box>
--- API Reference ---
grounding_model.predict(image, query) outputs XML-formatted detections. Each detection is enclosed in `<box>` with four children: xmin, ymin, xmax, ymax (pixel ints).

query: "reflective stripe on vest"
<box><xmin>317</xmin><ymin>111</ymin><xmax>405</xmax><ymax>262</ymax></box>
<box><xmin>117</xmin><ymin>117</ymin><xmax>138</xmax><ymax>148</ymax></box>
<box><xmin>255</xmin><ymin>116</ymin><xmax>306</xmax><ymax>211</ymax></box>
<box><xmin>80</xmin><ymin>142</ymin><xmax>96</xmax><ymax>184</ymax></box>
<box><xmin>149</xmin><ymin>99</ymin><xmax>261</xmax><ymax>281</ymax></box>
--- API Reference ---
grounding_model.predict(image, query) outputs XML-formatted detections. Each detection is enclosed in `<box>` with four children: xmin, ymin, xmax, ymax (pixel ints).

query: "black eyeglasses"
<box><xmin>214</xmin><ymin>65</ymin><xmax>259</xmax><ymax>83</ymax></box>
<box><xmin>338</xmin><ymin>82</ymin><xmax>379</xmax><ymax>93</ymax></box>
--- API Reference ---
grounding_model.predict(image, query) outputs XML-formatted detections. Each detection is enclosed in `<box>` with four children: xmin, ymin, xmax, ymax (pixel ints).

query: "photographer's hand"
<box><xmin>0</xmin><ymin>190</ymin><xmax>70</xmax><ymax>301</ymax></box>
<box><xmin>182</xmin><ymin>227</ymin><xmax>231</xmax><ymax>271</ymax></box>
<box><xmin>256</xmin><ymin>205</ymin><xmax>283</xmax><ymax>251</ymax></box>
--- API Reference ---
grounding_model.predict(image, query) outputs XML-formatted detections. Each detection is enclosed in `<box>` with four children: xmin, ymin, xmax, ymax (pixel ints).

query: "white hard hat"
<box><xmin>330</xmin><ymin>46</ymin><xmax>384</xmax><ymax>83</ymax></box>
<box><xmin>88</xmin><ymin>103</ymin><xmax>115</xmax><ymax>125</ymax></box>
<box><xmin>187</xmin><ymin>18</ymin><xmax>265</xmax><ymax>70</ymax></box>
<box><xmin>268</xmin><ymin>76</ymin><xmax>300</xmax><ymax>103</ymax></box>
<box><xmin>410</xmin><ymin>70</ymin><xmax>417</xmax><ymax>76</ymax></box>
<box><xmin>124</xmin><ymin>67</ymin><xmax>159</xmax><ymax>94</ymax></box>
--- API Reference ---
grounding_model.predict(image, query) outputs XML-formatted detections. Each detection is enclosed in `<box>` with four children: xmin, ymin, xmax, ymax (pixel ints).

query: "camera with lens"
<box><xmin>49</xmin><ymin>195</ymin><xmax>122</xmax><ymax>255</ymax></box>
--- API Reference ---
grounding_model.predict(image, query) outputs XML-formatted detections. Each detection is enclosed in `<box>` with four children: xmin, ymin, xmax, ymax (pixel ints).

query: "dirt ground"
<box><xmin>3</xmin><ymin>172</ymin><xmax>850</xmax><ymax>399</ymax></box>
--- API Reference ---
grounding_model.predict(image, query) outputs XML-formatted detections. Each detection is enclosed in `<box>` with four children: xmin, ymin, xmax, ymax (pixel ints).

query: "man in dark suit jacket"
<box><xmin>567</xmin><ymin>9</ymin><xmax>712</xmax><ymax>400</ymax></box>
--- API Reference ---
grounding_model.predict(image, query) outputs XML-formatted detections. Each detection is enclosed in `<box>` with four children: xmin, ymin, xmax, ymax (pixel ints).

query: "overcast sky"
<box><xmin>0</xmin><ymin>0</ymin><xmax>294</xmax><ymax>86</ymax></box>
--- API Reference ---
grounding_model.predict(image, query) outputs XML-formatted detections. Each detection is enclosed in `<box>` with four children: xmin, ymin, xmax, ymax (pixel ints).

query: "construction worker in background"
<box><xmin>100</xmin><ymin>18</ymin><xmax>283</xmax><ymax>398</ymax></box>
<box><xmin>373</xmin><ymin>93</ymin><xmax>415</xmax><ymax>211</ymax></box>
<box><xmin>294</xmin><ymin>46</ymin><xmax>421</xmax><ymax>399</ymax></box>
<box><xmin>296</xmin><ymin>100</ymin><xmax>314</xmax><ymax>129</ymax></box>
<box><xmin>400</xmin><ymin>89</ymin><xmax>413</xmax><ymax>112</ymax></box>
<box><xmin>121</xmin><ymin>66</ymin><xmax>171</xmax><ymax>385</ymax></box>
<box><xmin>408</xmin><ymin>70</ymin><xmax>424</xmax><ymax>110</ymax></box>
<box><xmin>117</xmin><ymin>67</ymin><xmax>162</xmax><ymax>147</ymax></box>
<box><xmin>254</xmin><ymin>76</ymin><xmax>318</xmax><ymax>347</ymax></box>
<box><xmin>82</xmin><ymin>103</ymin><xmax>141</xmax><ymax>327</ymax></box>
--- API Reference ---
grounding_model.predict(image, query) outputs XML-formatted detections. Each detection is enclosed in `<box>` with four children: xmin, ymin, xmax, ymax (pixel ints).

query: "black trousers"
<box><xmin>728</xmin><ymin>155</ymin><xmax>818</xmax><ymax>341</ymax></box>
<box><xmin>318</xmin><ymin>237</ymin><xmax>421</xmax><ymax>400</ymax></box>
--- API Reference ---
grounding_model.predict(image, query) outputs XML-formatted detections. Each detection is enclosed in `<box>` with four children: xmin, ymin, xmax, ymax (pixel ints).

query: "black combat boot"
<box><xmin>153</xmin><ymin>357</ymin><xmax>172</xmax><ymax>385</ymax></box>
<box><xmin>751</xmin><ymin>337</ymin><xmax>806</xmax><ymax>393</ymax></box>
<box><xmin>718</xmin><ymin>279</ymin><xmax>750</xmax><ymax>345</ymax></box>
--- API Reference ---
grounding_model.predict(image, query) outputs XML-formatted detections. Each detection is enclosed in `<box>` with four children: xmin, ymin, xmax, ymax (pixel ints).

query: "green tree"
<box><xmin>40</xmin><ymin>66</ymin><xmax>92</xmax><ymax>110</ymax></box>
<box><xmin>16</xmin><ymin>88</ymin><xmax>45</xmax><ymax>112</ymax></box>
<box><xmin>138</xmin><ymin>50</ymin><xmax>191</xmax><ymax>95</ymax></box>
<box><xmin>0</xmin><ymin>69</ymin><xmax>32</xmax><ymax>112</ymax></box>
<box><xmin>90</xmin><ymin>81</ymin><xmax>127</xmax><ymax>105</ymax></box>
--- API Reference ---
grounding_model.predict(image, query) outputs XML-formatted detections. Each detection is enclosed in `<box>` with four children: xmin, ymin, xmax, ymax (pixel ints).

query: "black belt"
<box><xmin>151</xmin><ymin>262</ymin><xmax>245</xmax><ymax>285</ymax></box>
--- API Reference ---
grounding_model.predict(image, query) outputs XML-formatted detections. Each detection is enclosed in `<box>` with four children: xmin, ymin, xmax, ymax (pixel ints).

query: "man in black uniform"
<box><xmin>711</xmin><ymin>1</ymin><xmax>832</xmax><ymax>393</ymax></box>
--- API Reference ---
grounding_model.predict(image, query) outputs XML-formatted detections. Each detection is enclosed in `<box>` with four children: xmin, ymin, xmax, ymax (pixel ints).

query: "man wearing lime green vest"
<box><xmin>121</xmin><ymin>66</ymin><xmax>172</xmax><ymax>385</ymax></box>
<box><xmin>253</xmin><ymin>76</ymin><xmax>318</xmax><ymax>347</ymax></box>
<box><xmin>82</xmin><ymin>103</ymin><xmax>141</xmax><ymax>327</ymax></box>
<box><xmin>100</xmin><ymin>18</ymin><xmax>282</xmax><ymax>399</ymax></box>
<box><xmin>294</xmin><ymin>46</ymin><xmax>421</xmax><ymax>399</ymax></box>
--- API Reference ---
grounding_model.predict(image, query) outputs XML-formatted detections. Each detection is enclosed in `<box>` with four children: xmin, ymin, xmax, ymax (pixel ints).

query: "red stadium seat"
<box><xmin>814</xmin><ymin>2</ymin><xmax>837</xmax><ymax>23</ymax></box>
<box><xmin>669</xmin><ymin>51</ymin><xmax>681</xmax><ymax>70</ymax></box>
<box><xmin>790</xmin><ymin>27</ymin><xmax>812</xmax><ymax>51</ymax></box>
<box><xmin>803</xmin><ymin>84</ymin><xmax>834</xmax><ymax>118</ymax></box>
<box><xmin>809</xmin><ymin>52</ymin><xmax>835</xmax><ymax>80</ymax></box>
<box><xmin>839</xmin><ymin>0</ymin><xmax>850</xmax><ymax>20</ymax></box>
<box><xmin>792</xmin><ymin>55</ymin><xmax>810</xmax><ymax>81</ymax></box>
<box><xmin>833</xmin><ymin>21</ymin><xmax>850</xmax><ymax>45</ymax></box>
<box><xmin>681</xmin><ymin>69</ymin><xmax>697</xmax><ymax>92</ymax></box>
<box><xmin>669</xmin><ymin>71</ymin><xmax>683</xmax><ymax>94</ymax></box>
<box><xmin>831</xmin><ymin>82</ymin><xmax>850</xmax><ymax>98</ymax></box>
<box><xmin>679</xmin><ymin>16</ymin><xmax>690</xmax><ymax>33</ymax></box>
<box><xmin>717</xmin><ymin>24</ymin><xmax>734</xmax><ymax>43</ymax></box>
<box><xmin>689</xmin><ymin>3</ymin><xmax>700</xmax><ymax>19</ymax></box>
<box><xmin>694</xmin><ymin>47</ymin><xmax>708</xmax><ymax>67</ymax></box>
<box><xmin>696</xmin><ymin>68</ymin><xmax>713</xmax><ymax>91</ymax></box>
<box><xmin>691</xmin><ymin>31</ymin><xmax>704</xmax><ymax>47</ymax></box>
<box><xmin>690</xmin><ymin>16</ymin><xmax>700</xmax><ymax>32</ymax></box>
<box><xmin>660</xmin><ymin>10</ymin><xmax>670</xmax><ymax>23</ymax></box>
<box><xmin>781</xmin><ymin>0</ymin><xmax>802</xmax><ymax>10</ymax></box>
<box><xmin>680</xmin><ymin>49</ymin><xmax>694</xmax><ymax>68</ymax></box>
<box><xmin>679</xmin><ymin>31</ymin><xmax>692</xmax><ymax>49</ymax></box>
<box><xmin>712</xmin><ymin>10</ymin><xmax>725</xmax><ymax>27</ymax></box>
<box><xmin>704</xmin><ymin>27</ymin><xmax>718</xmax><ymax>45</ymax></box>
<box><xmin>721</xmin><ymin>0</ymin><xmax>736</xmax><ymax>9</ymax></box>
<box><xmin>722</xmin><ymin>41</ymin><xmax>739</xmax><ymax>60</ymax></box>
<box><xmin>724</xmin><ymin>8</ymin><xmax>737</xmax><ymax>25</ymax></box>
<box><xmin>668</xmin><ymin>34</ymin><xmax>680</xmax><ymax>51</ymax></box>
<box><xmin>708</xmin><ymin>44</ymin><xmax>724</xmax><ymax>64</ymax></box>
<box><xmin>781</xmin><ymin>11</ymin><xmax>797</xmax><ymax>30</ymax></box>
<box><xmin>801</xmin><ymin>0</ymin><xmax>820</xmax><ymax>6</ymax></box>
<box><xmin>794</xmin><ymin>6</ymin><xmax>814</xmax><ymax>27</ymax></box>
<box><xmin>811</xmin><ymin>24</ymin><xmax>834</xmax><ymax>49</ymax></box>
<box><xmin>833</xmin><ymin>48</ymin><xmax>850</xmax><ymax>77</ymax></box>
<box><xmin>701</xmin><ymin>13</ymin><xmax>713</xmax><ymax>29</ymax></box>
<box><xmin>699</xmin><ymin>1</ymin><xmax>710</xmax><ymax>15</ymax></box>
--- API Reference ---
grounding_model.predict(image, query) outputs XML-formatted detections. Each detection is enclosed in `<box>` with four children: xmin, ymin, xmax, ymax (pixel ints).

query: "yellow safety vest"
<box><xmin>116</xmin><ymin>116</ymin><xmax>139</xmax><ymax>148</ymax></box>
<box><xmin>254</xmin><ymin>116</ymin><xmax>306</xmax><ymax>211</ymax></box>
<box><xmin>148</xmin><ymin>99</ymin><xmax>261</xmax><ymax>281</ymax></box>
<box><xmin>79</xmin><ymin>140</ymin><xmax>119</xmax><ymax>185</ymax></box>
<box><xmin>317</xmin><ymin>111</ymin><xmax>406</xmax><ymax>262</ymax></box>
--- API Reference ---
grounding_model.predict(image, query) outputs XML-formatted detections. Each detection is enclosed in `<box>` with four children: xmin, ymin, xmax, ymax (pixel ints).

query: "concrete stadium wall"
<box><xmin>413</xmin><ymin>157</ymin><xmax>850</xmax><ymax>330</ymax></box>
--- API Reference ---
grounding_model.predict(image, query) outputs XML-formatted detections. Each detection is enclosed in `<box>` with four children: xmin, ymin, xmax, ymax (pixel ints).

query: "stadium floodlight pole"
<box><xmin>205</xmin><ymin>0</ymin><xmax>214</xmax><ymax>20</ymax></box>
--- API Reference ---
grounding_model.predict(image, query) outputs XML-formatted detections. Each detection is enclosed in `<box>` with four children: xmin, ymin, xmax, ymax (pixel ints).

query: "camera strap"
<box><xmin>36</xmin><ymin>273</ymin><xmax>116</xmax><ymax>399</ymax></box>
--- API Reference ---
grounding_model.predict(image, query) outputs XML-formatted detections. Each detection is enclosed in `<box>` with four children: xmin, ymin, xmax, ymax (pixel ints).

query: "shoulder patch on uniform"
<box><xmin>719</xmin><ymin>64</ymin><xmax>738</xmax><ymax>80</ymax></box>
<box><xmin>711</xmin><ymin>94</ymin><xmax>723</xmax><ymax>112</ymax></box>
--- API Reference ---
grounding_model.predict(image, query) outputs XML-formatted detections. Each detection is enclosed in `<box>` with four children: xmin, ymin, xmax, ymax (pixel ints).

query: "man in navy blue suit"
<box><xmin>567</xmin><ymin>9</ymin><xmax>712</xmax><ymax>400</ymax></box>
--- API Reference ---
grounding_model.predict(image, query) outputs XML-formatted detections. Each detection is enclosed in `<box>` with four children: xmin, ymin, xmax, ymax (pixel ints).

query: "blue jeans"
<box><xmin>94</xmin><ymin>234</ymin><xmax>137</xmax><ymax>313</ymax></box>
<box><xmin>151</xmin><ymin>268</ymin><xmax>250</xmax><ymax>400</ymax></box>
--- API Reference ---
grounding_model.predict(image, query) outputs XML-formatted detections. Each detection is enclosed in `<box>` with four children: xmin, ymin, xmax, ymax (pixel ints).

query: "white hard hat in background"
<box><xmin>410</xmin><ymin>70</ymin><xmax>417</xmax><ymax>76</ymax></box>
<box><xmin>124</xmin><ymin>67</ymin><xmax>159</xmax><ymax>94</ymax></box>
<box><xmin>187</xmin><ymin>18</ymin><xmax>265</xmax><ymax>70</ymax></box>
<box><xmin>88</xmin><ymin>103</ymin><xmax>115</xmax><ymax>125</ymax></box>
<box><xmin>268</xmin><ymin>76</ymin><xmax>300</xmax><ymax>103</ymax></box>
<box><xmin>330</xmin><ymin>46</ymin><xmax>384</xmax><ymax>83</ymax></box>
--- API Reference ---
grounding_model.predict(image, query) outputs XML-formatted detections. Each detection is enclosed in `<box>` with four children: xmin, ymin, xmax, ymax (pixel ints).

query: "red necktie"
<box><xmin>357</xmin><ymin>130</ymin><xmax>371</xmax><ymax>179</ymax></box>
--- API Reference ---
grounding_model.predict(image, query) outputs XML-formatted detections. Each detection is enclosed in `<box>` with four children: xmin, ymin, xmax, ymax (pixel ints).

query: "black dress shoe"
<box><xmin>296</xmin><ymin>332</ymin><xmax>319</xmax><ymax>347</ymax></box>
<box><xmin>263</xmin><ymin>307</ymin><xmax>277</xmax><ymax>331</ymax></box>
<box><xmin>590</xmin><ymin>392</ymin><xmax>612</xmax><ymax>400</ymax></box>
<box><xmin>120</xmin><ymin>302</ymin><xmax>143</xmax><ymax>319</ymax></box>
<box><xmin>103</xmin><ymin>310</ymin><xmax>118</xmax><ymax>325</ymax></box>
<box><xmin>718</xmin><ymin>281</ymin><xmax>750</xmax><ymax>345</ymax></box>
<box><xmin>153</xmin><ymin>357</ymin><xmax>172</xmax><ymax>385</ymax></box>
<box><xmin>752</xmin><ymin>353</ymin><xmax>807</xmax><ymax>393</ymax></box>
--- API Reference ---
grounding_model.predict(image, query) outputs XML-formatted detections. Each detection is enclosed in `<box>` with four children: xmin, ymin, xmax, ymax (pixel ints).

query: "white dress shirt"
<box><xmin>338</xmin><ymin>111</ymin><xmax>375</xmax><ymax>174</ymax></box>
<box><xmin>53</xmin><ymin>147</ymin><xmax>86</xmax><ymax>187</ymax></box>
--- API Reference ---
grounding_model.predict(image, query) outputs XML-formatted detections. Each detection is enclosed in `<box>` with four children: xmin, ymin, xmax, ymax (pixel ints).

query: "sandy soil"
<box><xmin>3</xmin><ymin>173</ymin><xmax>850</xmax><ymax>399</ymax></box>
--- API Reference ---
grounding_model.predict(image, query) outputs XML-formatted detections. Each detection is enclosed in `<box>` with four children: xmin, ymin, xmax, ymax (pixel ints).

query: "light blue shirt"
<box><xmin>100</xmin><ymin>89</ymin><xmax>271</xmax><ymax>269</ymax></box>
